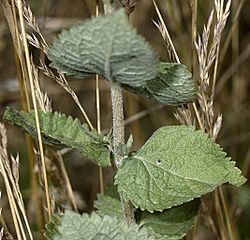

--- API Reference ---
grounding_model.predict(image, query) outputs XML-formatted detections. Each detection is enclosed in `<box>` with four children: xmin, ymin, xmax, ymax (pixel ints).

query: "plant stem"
<box><xmin>110</xmin><ymin>80</ymin><xmax>135</xmax><ymax>224</ymax></box>
<box><xmin>110</xmin><ymin>81</ymin><xmax>124</xmax><ymax>168</ymax></box>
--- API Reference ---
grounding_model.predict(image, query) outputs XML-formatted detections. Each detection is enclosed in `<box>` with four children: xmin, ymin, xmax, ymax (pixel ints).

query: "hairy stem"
<box><xmin>110</xmin><ymin>81</ymin><xmax>124</xmax><ymax>168</ymax></box>
<box><xmin>110</xmin><ymin>80</ymin><xmax>135</xmax><ymax>224</ymax></box>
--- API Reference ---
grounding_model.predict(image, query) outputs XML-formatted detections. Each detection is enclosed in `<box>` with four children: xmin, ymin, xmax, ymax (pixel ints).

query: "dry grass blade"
<box><xmin>0</xmin><ymin>123</ymin><xmax>33</xmax><ymax>240</ymax></box>
<box><xmin>153</xmin><ymin>0</ymin><xmax>237</xmax><ymax>239</ymax></box>
<box><xmin>194</xmin><ymin>1</ymin><xmax>235</xmax><ymax>239</ymax></box>
<box><xmin>11</xmin><ymin>0</ymin><xmax>94</xmax><ymax>129</ymax></box>
<box><xmin>0</xmin><ymin>228</ymin><xmax>3</xmax><ymax>240</ymax></box>
<box><xmin>152</xmin><ymin>0</ymin><xmax>202</xmax><ymax>129</ymax></box>
<box><xmin>31</xmin><ymin>53</ymin><xmax>76</xmax><ymax>213</ymax></box>
<box><xmin>119</xmin><ymin>0</ymin><xmax>137</xmax><ymax>15</ymax></box>
<box><xmin>45</xmin><ymin>150</ymin><xmax>77</xmax><ymax>211</ymax></box>
<box><xmin>95</xmin><ymin>2</ymin><xmax>104</xmax><ymax>194</ymax></box>
<box><xmin>13</xmin><ymin>0</ymin><xmax>48</xmax><ymax>54</ymax></box>
<box><xmin>211</xmin><ymin>0</ymin><xmax>231</xmax><ymax>95</ymax></box>
<box><xmin>152</xmin><ymin>20</ymin><xmax>176</xmax><ymax>62</ymax></box>
<box><xmin>194</xmin><ymin>10</ymin><xmax>215</xmax><ymax>132</ymax></box>
<box><xmin>220</xmin><ymin>0</ymin><xmax>246</xmax><ymax>62</ymax></box>
<box><xmin>0</xmin><ymin>124</ymin><xmax>22</xmax><ymax>240</ymax></box>
<box><xmin>174</xmin><ymin>106</ymin><xmax>195</xmax><ymax>127</ymax></box>
<box><xmin>152</xmin><ymin>0</ymin><xmax>180</xmax><ymax>63</ymax></box>
<box><xmin>194</xmin><ymin>0</ymin><xmax>231</xmax><ymax>137</ymax></box>
<box><xmin>0</xmin><ymin>187</ymin><xmax>14</xmax><ymax>240</ymax></box>
<box><xmin>31</xmin><ymin>59</ymin><xmax>52</xmax><ymax>113</ymax></box>
<box><xmin>201</xmin><ymin>195</ymin><xmax>220</xmax><ymax>238</ymax></box>
<box><xmin>1</xmin><ymin>0</ymin><xmax>45</xmax><ymax>234</ymax></box>
<box><xmin>16</xmin><ymin>0</ymin><xmax>51</xmax><ymax>219</ymax></box>
<box><xmin>38</xmin><ymin>60</ymin><xmax>94</xmax><ymax>129</ymax></box>
<box><xmin>212</xmin><ymin>114</ymin><xmax>223</xmax><ymax>140</ymax></box>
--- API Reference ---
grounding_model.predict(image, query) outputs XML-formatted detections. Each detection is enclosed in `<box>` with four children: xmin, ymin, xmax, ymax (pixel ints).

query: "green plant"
<box><xmin>3</xmin><ymin>7</ymin><xmax>246</xmax><ymax>240</ymax></box>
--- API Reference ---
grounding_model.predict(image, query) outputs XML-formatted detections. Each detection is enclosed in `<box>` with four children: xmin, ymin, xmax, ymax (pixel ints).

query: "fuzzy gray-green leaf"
<box><xmin>94</xmin><ymin>193</ymin><xmax>122</xmax><ymax>218</ymax></box>
<box><xmin>122</xmin><ymin>63</ymin><xmax>196</xmax><ymax>105</ymax></box>
<box><xmin>139</xmin><ymin>199</ymin><xmax>200</xmax><ymax>240</ymax></box>
<box><xmin>45</xmin><ymin>214</ymin><xmax>62</xmax><ymax>240</ymax></box>
<box><xmin>94</xmin><ymin>193</ymin><xmax>199</xmax><ymax>240</ymax></box>
<box><xmin>48</xmin><ymin>10</ymin><xmax>159</xmax><ymax>87</ymax></box>
<box><xmin>51</xmin><ymin>211</ymin><xmax>159</xmax><ymax>240</ymax></box>
<box><xmin>115</xmin><ymin>126</ymin><xmax>246</xmax><ymax>212</ymax></box>
<box><xmin>3</xmin><ymin>107</ymin><xmax>111</xmax><ymax>166</ymax></box>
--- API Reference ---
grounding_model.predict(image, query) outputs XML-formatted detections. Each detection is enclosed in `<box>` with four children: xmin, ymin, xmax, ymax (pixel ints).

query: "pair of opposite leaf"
<box><xmin>45</xmin><ymin>198</ymin><xmax>199</xmax><ymax>240</ymax></box>
<box><xmin>4</xmin><ymin>108</ymin><xmax>246</xmax><ymax>212</ymax></box>
<box><xmin>48</xmin><ymin>9</ymin><xmax>196</xmax><ymax>105</ymax></box>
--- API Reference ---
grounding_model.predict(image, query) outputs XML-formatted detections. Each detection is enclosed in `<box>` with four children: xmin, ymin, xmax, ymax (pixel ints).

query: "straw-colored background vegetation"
<box><xmin>0</xmin><ymin>0</ymin><xmax>249</xmax><ymax>239</ymax></box>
